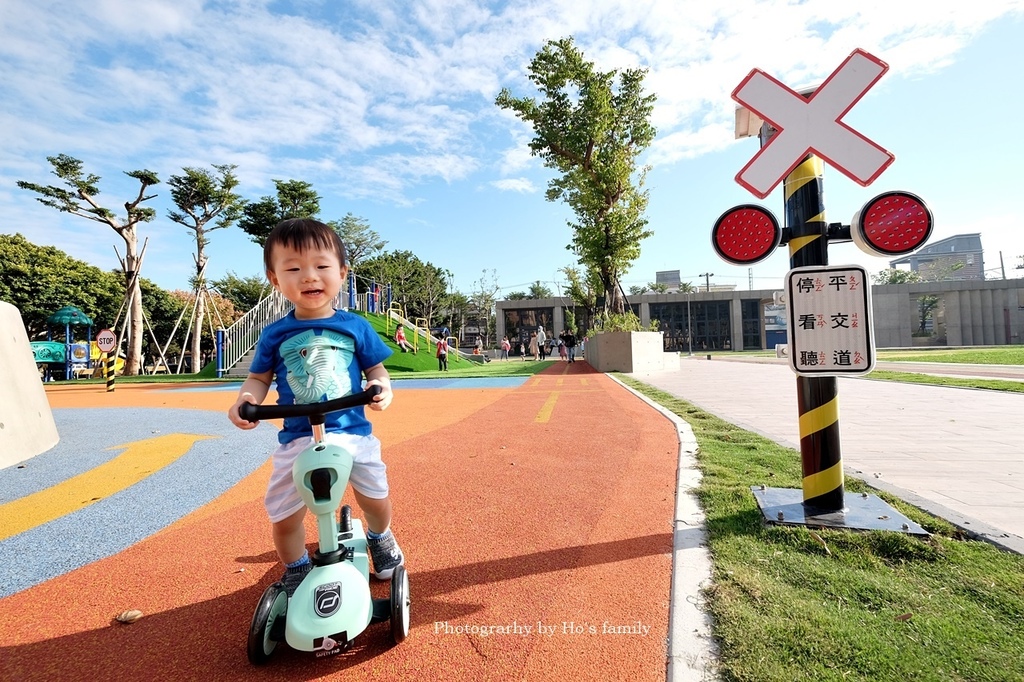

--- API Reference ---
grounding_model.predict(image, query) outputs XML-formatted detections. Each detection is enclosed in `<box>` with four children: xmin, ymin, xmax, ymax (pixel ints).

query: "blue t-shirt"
<box><xmin>250</xmin><ymin>310</ymin><xmax>392</xmax><ymax>444</ymax></box>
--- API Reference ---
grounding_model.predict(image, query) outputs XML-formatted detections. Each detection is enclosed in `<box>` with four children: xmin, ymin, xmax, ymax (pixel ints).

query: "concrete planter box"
<box><xmin>585</xmin><ymin>331</ymin><xmax>679</xmax><ymax>373</ymax></box>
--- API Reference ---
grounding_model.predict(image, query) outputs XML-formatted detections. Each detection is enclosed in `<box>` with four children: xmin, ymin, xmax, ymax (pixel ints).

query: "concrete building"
<box><xmin>889</xmin><ymin>233</ymin><xmax>985</xmax><ymax>281</ymax></box>
<box><xmin>496</xmin><ymin>277</ymin><xmax>1024</xmax><ymax>353</ymax></box>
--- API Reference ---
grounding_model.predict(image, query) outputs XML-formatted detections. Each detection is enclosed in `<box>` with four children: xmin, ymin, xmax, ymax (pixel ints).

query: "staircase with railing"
<box><xmin>219</xmin><ymin>290</ymin><xmax>291</xmax><ymax>378</ymax></box>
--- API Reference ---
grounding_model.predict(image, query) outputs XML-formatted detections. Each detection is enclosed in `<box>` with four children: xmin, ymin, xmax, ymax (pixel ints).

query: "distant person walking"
<box><xmin>436</xmin><ymin>333</ymin><xmax>449</xmax><ymax>371</ymax></box>
<box><xmin>500</xmin><ymin>336</ymin><xmax>511</xmax><ymax>361</ymax></box>
<box><xmin>529</xmin><ymin>332</ymin><xmax>539</xmax><ymax>361</ymax></box>
<box><xmin>564</xmin><ymin>329</ymin><xmax>577</xmax><ymax>363</ymax></box>
<box><xmin>536</xmin><ymin>326</ymin><xmax>547</xmax><ymax>360</ymax></box>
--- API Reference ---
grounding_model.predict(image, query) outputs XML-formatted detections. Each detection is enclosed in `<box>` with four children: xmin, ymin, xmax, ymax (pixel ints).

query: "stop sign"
<box><xmin>96</xmin><ymin>329</ymin><xmax>117</xmax><ymax>353</ymax></box>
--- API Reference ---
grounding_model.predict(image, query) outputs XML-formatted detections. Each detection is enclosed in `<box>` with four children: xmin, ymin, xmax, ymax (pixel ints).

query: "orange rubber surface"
<box><xmin>2</xmin><ymin>362</ymin><xmax>679</xmax><ymax>681</ymax></box>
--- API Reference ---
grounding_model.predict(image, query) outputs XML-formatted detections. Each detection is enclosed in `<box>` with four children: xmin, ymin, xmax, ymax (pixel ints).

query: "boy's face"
<box><xmin>266</xmin><ymin>242</ymin><xmax>347</xmax><ymax>320</ymax></box>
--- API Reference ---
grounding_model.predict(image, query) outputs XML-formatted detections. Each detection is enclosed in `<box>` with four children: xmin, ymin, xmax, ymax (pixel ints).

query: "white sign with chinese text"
<box><xmin>784</xmin><ymin>265</ymin><xmax>875</xmax><ymax>376</ymax></box>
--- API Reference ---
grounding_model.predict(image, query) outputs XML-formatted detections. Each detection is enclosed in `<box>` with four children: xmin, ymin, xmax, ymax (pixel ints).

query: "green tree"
<box><xmin>506</xmin><ymin>291</ymin><xmax>528</xmax><ymax>301</ymax></box>
<box><xmin>0</xmin><ymin>233</ymin><xmax>185</xmax><ymax>364</ymax></box>
<box><xmin>496</xmin><ymin>37</ymin><xmax>657</xmax><ymax>315</ymax></box>
<box><xmin>17</xmin><ymin>155</ymin><xmax>159</xmax><ymax>374</ymax></box>
<box><xmin>629</xmin><ymin>285</ymin><xmax>647</xmax><ymax>296</ymax></box>
<box><xmin>0</xmin><ymin>233</ymin><xmax>122</xmax><ymax>339</ymax></box>
<box><xmin>872</xmin><ymin>268</ymin><xmax>923</xmax><ymax>285</ymax></box>
<box><xmin>561</xmin><ymin>265</ymin><xmax>600</xmax><ymax>321</ymax></box>
<box><xmin>328</xmin><ymin>213</ymin><xmax>387</xmax><ymax>272</ymax></box>
<box><xmin>528</xmin><ymin>280</ymin><xmax>554</xmax><ymax>299</ymax></box>
<box><xmin>211</xmin><ymin>271</ymin><xmax>271</xmax><ymax>312</ymax></box>
<box><xmin>238</xmin><ymin>179</ymin><xmax>320</xmax><ymax>246</ymax></box>
<box><xmin>468</xmin><ymin>269</ymin><xmax>501</xmax><ymax>345</ymax></box>
<box><xmin>359</xmin><ymin>250</ymin><xmax>450</xmax><ymax>326</ymax></box>
<box><xmin>167</xmin><ymin>164</ymin><xmax>245</xmax><ymax>367</ymax></box>
<box><xmin>444</xmin><ymin>289</ymin><xmax>472</xmax><ymax>341</ymax></box>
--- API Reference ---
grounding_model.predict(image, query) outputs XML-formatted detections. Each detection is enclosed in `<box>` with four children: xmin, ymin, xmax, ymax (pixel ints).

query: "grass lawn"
<box><xmin>865</xmin><ymin>371</ymin><xmax>1024</xmax><ymax>394</ymax></box>
<box><xmin>618</xmin><ymin>376</ymin><xmax>1024</xmax><ymax>682</ymax></box>
<box><xmin>875</xmin><ymin>346</ymin><xmax>1024</xmax><ymax>365</ymax></box>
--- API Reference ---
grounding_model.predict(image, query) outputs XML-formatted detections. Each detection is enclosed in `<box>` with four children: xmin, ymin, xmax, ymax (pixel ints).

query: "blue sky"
<box><xmin>3</xmin><ymin>0</ymin><xmax>1023</xmax><ymax>300</ymax></box>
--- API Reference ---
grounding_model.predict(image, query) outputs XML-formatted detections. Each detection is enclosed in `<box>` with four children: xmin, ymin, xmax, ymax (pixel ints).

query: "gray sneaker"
<box><xmin>367</xmin><ymin>530</ymin><xmax>404</xmax><ymax>580</ymax></box>
<box><xmin>281</xmin><ymin>562</ymin><xmax>312</xmax><ymax>597</ymax></box>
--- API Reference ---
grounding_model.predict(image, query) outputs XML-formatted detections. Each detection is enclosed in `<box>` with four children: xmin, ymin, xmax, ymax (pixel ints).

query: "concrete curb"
<box><xmin>607</xmin><ymin>374</ymin><xmax>720</xmax><ymax>681</ymax></box>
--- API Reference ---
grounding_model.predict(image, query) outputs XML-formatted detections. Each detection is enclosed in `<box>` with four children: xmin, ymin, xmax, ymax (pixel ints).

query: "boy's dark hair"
<box><xmin>263</xmin><ymin>218</ymin><xmax>347</xmax><ymax>272</ymax></box>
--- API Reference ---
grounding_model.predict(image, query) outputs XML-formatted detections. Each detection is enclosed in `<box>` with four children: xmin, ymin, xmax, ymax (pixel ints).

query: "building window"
<box><xmin>503</xmin><ymin>307</ymin><xmax>554</xmax><ymax>354</ymax></box>
<box><xmin>741</xmin><ymin>299</ymin><xmax>762</xmax><ymax>350</ymax></box>
<box><xmin>650</xmin><ymin>300</ymin><xmax>732</xmax><ymax>352</ymax></box>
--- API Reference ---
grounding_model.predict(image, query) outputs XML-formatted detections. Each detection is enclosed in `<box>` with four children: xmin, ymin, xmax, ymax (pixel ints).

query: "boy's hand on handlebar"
<box><xmin>365</xmin><ymin>379</ymin><xmax>392</xmax><ymax>411</ymax></box>
<box><xmin>229</xmin><ymin>393</ymin><xmax>260</xmax><ymax>429</ymax></box>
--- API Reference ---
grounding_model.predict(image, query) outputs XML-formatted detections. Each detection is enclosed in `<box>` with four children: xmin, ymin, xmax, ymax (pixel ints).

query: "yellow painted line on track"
<box><xmin>557</xmin><ymin>378</ymin><xmax>565</xmax><ymax>386</ymax></box>
<box><xmin>535</xmin><ymin>392</ymin><xmax>560</xmax><ymax>423</ymax></box>
<box><xmin>0</xmin><ymin>434</ymin><xmax>213</xmax><ymax>541</ymax></box>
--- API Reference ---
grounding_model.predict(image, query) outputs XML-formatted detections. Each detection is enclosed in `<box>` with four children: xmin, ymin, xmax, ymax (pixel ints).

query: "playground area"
<box><xmin>0</xmin><ymin>361</ymin><xmax>682</xmax><ymax>680</ymax></box>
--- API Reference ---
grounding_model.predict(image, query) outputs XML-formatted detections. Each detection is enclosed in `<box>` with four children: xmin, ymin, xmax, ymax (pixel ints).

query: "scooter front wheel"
<box><xmin>390</xmin><ymin>565</ymin><xmax>410</xmax><ymax>643</ymax></box>
<box><xmin>248</xmin><ymin>582</ymin><xmax>287</xmax><ymax>664</ymax></box>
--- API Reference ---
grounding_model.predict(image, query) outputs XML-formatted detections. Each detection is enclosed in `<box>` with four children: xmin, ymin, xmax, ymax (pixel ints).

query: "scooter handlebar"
<box><xmin>238</xmin><ymin>385</ymin><xmax>383</xmax><ymax>423</ymax></box>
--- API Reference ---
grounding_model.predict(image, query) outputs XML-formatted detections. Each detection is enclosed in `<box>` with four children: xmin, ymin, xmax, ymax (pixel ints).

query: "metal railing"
<box><xmin>220</xmin><ymin>290</ymin><xmax>292</xmax><ymax>375</ymax></box>
<box><xmin>219</xmin><ymin>290</ymin><xmax>347</xmax><ymax>375</ymax></box>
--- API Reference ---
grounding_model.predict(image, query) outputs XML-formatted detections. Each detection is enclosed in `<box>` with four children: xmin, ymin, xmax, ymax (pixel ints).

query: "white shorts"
<box><xmin>264</xmin><ymin>433</ymin><xmax>389</xmax><ymax>523</ymax></box>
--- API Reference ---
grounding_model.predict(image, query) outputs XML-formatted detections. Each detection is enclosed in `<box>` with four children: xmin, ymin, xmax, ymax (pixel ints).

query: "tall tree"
<box><xmin>238</xmin><ymin>179</ymin><xmax>320</xmax><ymax>246</ymax></box>
<box><xmin>328</xmin><ymin>213</ymin><xmax>387</xmax><ymax>272</ymax></box>
<box><xmin>469</xmin><ymin>269</ymin><xmax>501</xmax><ymax>345</ymax></box>
<box><xmin>17</xmin><ymin>155</ymin><xmax>159</xmax><ymax>374</ymax></box>
<box><xmin>167</xmin><ymin>164</ymin><xmax>245</xmax><ymax>368</ymax></box>
<box><xmin>211</xmin><ymin>271</ymin><xmax>272</xmax><ymax>312</ymax></box>
<box><xmin>496</xmin><ymin>37</ymin><xmax>657</xmax><ymax>315</ymax></box>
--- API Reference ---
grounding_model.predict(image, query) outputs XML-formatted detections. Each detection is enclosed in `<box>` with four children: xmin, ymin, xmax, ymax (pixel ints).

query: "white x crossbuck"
<box><xmin>732</xmin><ymin>49</ymin><xmax>895</xmax><ymax>199</ymax></box>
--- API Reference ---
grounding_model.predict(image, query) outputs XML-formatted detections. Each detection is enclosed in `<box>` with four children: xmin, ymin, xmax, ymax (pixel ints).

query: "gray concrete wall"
<box><xmin>0</xmin><ymin>301</ymin><xmax>59</xmax><ymax>469</ymax></box>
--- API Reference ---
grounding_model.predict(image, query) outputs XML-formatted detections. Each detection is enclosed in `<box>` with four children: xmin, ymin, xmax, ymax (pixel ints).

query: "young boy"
<box><xmin>228</xmin><ymin>218</ymin><xmax>403</xmax><ymax>596</ymax></box>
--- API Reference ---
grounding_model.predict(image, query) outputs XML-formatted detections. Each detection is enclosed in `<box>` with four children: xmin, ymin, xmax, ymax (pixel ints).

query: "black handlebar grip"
<box><xmin>238</xmin><ymin>384</ymin><xmax>384</xmax><ymax>423</ymax></box>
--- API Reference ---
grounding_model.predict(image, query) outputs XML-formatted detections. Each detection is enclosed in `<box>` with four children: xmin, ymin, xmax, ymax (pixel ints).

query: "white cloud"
<box><xmin>491</xmin><ymin>178</ymin><xmax>537</xmax><ymax>193</ymax></box>
<box><xmin>2</xmin><ymin>0</ymin><xmax>1023</xmax><ymax>208</ymax></box>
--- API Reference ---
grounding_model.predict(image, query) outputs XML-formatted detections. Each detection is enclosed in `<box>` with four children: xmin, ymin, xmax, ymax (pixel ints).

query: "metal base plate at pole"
<box><xmin>751</xmin><ymin>486</ymin><xmax>929</xmax><ymax>537</ymax></box>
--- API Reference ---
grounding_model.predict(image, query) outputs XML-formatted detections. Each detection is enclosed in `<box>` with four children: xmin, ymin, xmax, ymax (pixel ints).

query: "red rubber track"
<box><xmin>2</xmin><ymin>362</ymin><xmax>679</xmax><ymax>681</ymax></box>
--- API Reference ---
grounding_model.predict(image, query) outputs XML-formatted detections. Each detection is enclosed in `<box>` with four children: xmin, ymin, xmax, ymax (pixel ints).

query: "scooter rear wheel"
<box><xmin>390</xmin><ymin>565</ymin><xmax>410</xmax><ymax>643</ymax></box>
<box><xmin>247</xmin><ymin>582</ymin><xmax>287</xmax><ymax>664</ymax></box>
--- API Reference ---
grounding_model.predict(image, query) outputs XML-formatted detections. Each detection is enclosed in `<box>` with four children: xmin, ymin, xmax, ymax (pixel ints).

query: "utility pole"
<box><xmin>699</xmin><ymin>272</ymin><xmax>714</xmax><ymax>292</ymax></box>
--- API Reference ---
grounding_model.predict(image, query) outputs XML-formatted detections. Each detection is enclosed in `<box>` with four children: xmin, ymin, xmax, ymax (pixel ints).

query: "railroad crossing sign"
<box><xmin>784</xmin><ymin>265</ymin><xmax>875</xmax><ymax>377</ymax></box>
<box><xmin>96</xmin><ymin>328</ymin><xmax>117</xmax><ymax>353</ymax></box>
<box><xmin>733</xmin><ymin>49</ymin><xmax>895</xmax><ymax>199</ymax></box>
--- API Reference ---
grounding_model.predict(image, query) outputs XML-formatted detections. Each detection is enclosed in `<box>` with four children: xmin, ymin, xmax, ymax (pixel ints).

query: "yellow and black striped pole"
<box><xmin>784</xmin><ymin>155</ymin><xmax>844</xmax><ymax>512</ymax></box>
<box><xmin>105</xmin><ymin>352</ymin><xmax>116</xmax><ymax>393</ymax></box>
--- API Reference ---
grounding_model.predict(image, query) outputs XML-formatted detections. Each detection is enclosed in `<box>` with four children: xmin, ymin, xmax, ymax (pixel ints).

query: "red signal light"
<box><xmin>712</xmin><ymin>205</ymin><xmax>781</xmax><ymax>265</ymax></box>
<box><xmin>852</xmin><ymin>191</ymin><xmax>933</xmax><ymax>257</ymax></box>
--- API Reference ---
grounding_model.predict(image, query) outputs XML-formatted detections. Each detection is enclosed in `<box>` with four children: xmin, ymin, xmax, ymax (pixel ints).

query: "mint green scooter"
<box><xmin>240</xmin><ymin>386</ymin><xmax>410</xmax><ymax>663</ymax></box>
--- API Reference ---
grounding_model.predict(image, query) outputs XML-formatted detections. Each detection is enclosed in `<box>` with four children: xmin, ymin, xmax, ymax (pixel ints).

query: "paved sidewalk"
<box><xmin>630</xmin><ymin>357</ymin><xmax>1024</xmax><ymax>554</ymax></box>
